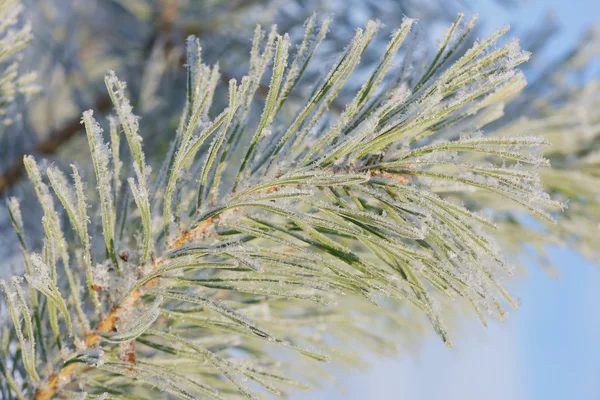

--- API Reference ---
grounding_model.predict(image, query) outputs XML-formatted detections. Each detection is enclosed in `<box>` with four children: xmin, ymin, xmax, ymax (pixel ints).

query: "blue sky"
<box><xmin>308</xmin><ymin>0</ymin><xmax>600</xmax><ymax>398</ymax></box>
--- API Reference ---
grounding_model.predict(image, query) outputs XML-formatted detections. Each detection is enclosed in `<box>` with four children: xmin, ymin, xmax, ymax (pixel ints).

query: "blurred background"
<box><xmin>1</xmin><ymin>0</ymin><xmax>598</xmax><ymax>398</ymax></box>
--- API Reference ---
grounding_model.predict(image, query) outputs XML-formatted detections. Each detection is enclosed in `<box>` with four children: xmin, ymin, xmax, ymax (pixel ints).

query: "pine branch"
<box><xmin>1</xmin><ymin>14</ymin><xmax>564</xmax><ymax>399</ymax></box>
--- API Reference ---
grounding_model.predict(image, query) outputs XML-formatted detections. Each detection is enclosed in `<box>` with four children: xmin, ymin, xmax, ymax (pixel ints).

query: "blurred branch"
<box><xmin>0</xmin><ymin>94</ymin><xmax>111</xmax><ymax>194</ymax></box>
<box><xmin>0</xmin><ymin>1</ymin><xmax>182</xmax><ymax>196</ymax></box>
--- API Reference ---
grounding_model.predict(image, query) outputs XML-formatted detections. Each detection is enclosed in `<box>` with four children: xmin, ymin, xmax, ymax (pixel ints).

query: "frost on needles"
<box><xmin>1</xmin><ymin>13</ymin><xmax>564</xmax><ymax>399</ymax></box>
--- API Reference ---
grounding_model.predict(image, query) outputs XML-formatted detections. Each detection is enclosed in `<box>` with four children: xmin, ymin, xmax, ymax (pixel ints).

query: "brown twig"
<box><xmin>32</xmin><ymin>212</ymin><xmax>219</xmax><ymax>400</ymax></box>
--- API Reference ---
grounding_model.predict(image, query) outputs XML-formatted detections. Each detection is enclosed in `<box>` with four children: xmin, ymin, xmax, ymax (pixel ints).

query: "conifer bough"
<box><xmin>1</xmin><ymin>13</ymin><xmax>563</xmax><ymax>399</ymax></box>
